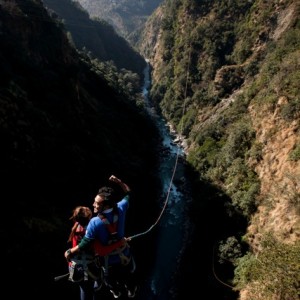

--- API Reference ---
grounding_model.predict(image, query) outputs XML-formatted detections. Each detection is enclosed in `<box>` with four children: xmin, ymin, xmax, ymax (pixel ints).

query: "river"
<box><xmin>136</xmin><ymin>61</ymin><xmax>193</xmax><ymax>299</ymax></box>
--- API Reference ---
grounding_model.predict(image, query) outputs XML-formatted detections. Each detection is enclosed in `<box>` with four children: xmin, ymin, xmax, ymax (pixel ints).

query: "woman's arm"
<box><xmin>64</xmin><ymin>236</ymin><xmax>93</xmax><ymax>260</ymax></box>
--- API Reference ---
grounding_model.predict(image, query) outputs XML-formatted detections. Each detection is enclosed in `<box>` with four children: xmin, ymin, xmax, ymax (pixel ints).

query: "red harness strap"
<box><xmin>93</xmin><ymin>238</ymin><xmax>126</xmax><ymax>256</ymax></box>
<box><xmin>99</xmin><ymin>212</ymin><xmax>119</xmax><ymax>243</ymax></box>
<box><xmin>93</xmin><ymin>210</ymin><xmax>126</xmax><ymax>257</ymax></box>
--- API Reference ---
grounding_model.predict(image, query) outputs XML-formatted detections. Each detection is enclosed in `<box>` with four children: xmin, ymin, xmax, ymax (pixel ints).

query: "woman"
<box><xmin>67</xmin><ymin>206</ymin><xmax>102</xmax><ymax>300</ymax></box>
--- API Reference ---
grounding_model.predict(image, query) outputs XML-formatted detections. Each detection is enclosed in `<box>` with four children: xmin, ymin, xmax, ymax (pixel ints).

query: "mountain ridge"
<box><xmin>43</xmin><ymin>0</ymin><xmax>146</xmax><ymax>75</ymax></box>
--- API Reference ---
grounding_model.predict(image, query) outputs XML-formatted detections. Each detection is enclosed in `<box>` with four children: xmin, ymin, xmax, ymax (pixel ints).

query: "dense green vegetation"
<box><xmin>144</xmin><ymin>0</ymin><xmax>300</xmax><ymax>299</ymax></box>
<box><xmin>233</xmin><ymin>233</ymin><xmax>300</xmax><ymax>299</ymax></box>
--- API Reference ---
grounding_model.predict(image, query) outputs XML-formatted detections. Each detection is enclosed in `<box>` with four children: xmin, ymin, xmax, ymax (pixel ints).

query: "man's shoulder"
<box><xmin>89</xmin><ymin>215</ymin><xmax>101</xmax><ymax>225</ymax></box>
<box><xmin>117</xmin><ymin>195</ymin><xmax>129</xmax><ymax>209</ymax></box>
<box><xmin>120</xmin><ymin>194</ymin><xmax>130</xmax><ymax>203</ymax></box>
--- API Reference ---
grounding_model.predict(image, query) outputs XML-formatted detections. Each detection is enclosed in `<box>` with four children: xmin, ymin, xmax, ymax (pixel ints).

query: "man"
<box><xmin>65</xmin><ymin>175</ymin><xmax>137</xmax><ymax>299</ymax></box>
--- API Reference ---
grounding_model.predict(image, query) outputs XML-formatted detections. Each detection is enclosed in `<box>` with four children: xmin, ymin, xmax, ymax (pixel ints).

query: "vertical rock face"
<box><xmin>244</xmin><ymin>4</ymin><xmax>300</xmax><ymax>271</ymax></box>
<box><xmin>248</xmin><ymin>97</ymin><xmax>300</xmax><ymax>247</ymax></box>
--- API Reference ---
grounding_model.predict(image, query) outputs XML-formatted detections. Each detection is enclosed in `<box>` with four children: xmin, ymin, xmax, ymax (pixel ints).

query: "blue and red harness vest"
<box><xmin>95</xmin><ymin>209</ymin><xmax>131</xmax><ymax>273</ymax></box>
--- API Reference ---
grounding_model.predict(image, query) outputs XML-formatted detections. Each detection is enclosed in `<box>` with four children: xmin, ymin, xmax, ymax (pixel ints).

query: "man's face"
<box><xmin>93</xmin><ymin>194</ymin><xmax>105</xmax><ymax>214</ymax></box>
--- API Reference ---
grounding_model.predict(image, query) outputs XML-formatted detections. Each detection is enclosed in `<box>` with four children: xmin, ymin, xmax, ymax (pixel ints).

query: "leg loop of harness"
<box><xmin>69</xmin><ymin>254</ymin><xmax>103</xmax><ymax>282</ymax></box>
<box><xmin>129</xmin><ymin>255</ymin><xmax>136</xmax><ymax>273</ymax></box>
<box><xmin>84</xmin><ymin>268</ymin><xmax>89</xmax><ymax>281</ymax></box>
<box><xmin>68</xmin><ymin>261</ymin><xmax>76</xmax><ymax>281</ymax></box>
<box><xmin>68</xmin><ymin>261</ymin><xmax>84</xmax><ymax>282</ymax></box>
<box><xmin>104</xmin><ymin>255</ymin><xmax>109</xmax><ymax>277</ymax></box>
<box><xmin>119</xmin><ymin>253</ymin><xmax>131</xmax><ymax>265</ymax></box>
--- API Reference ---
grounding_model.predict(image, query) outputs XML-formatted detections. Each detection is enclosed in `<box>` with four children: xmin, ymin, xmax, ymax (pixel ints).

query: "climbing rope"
<box><xmin>128</xmin><ymin>48</ymin><xmax>191</xmax><ymax>241</ymax></box>
<box><xmin>212</xmin><ymin>244</ymin><xmax>235</xmax><ymax>289</ymax></box>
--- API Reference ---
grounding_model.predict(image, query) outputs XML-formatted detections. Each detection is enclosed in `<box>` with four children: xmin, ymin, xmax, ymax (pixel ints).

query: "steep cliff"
<box><xmin>138</xmin><ymin>0</ymin><xmax>300</xmax><ymax>299</ymax></box>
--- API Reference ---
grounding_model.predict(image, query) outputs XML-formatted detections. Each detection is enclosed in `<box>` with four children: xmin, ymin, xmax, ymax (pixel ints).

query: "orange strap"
<box><xmin>93</xmin><ymin>238</ymin><xmax>126</xmax><ymax>256</ymax></box>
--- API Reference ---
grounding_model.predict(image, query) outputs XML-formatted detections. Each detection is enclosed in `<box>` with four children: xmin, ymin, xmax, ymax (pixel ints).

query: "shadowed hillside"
<box><xmin>42</xmin><ymin>0</ymin><xmax>146</xmax><ymax>76</ymax></box>
<box><xmin>0</xmin><ymin>1</ymin><xmax>161</xmax><ymax>298</ymax></box>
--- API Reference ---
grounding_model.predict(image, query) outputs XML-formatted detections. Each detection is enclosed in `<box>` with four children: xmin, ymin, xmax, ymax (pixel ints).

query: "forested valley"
<box><xmin>1</xmin><ymin>1</ymin><xmax>299</xmax><ymax>300</ymax></box>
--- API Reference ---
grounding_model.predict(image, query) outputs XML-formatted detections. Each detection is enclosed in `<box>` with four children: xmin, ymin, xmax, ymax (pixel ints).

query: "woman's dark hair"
<box><xmin>68</xmin><ymin>206</ymin><xmax>92</xmax><ymax>243</ymax></box>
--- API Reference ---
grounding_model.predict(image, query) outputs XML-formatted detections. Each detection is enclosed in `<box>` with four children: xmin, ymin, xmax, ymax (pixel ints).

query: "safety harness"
<box><xmin>68</xmin><ymin>222</ymin><xmax>102</xmax><ymax>282</ymax></box>
<box><xmin>97</xmin><ymin>208</ymin><xmax>131</xmax><ymax>276</ymax></box>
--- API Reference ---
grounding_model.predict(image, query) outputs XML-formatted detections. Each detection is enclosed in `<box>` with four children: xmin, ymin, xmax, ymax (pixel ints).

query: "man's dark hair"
<box><xmin>98</xmin><ymin>186</ymin><xmax>116</xmax><ymax>204</ymax></box>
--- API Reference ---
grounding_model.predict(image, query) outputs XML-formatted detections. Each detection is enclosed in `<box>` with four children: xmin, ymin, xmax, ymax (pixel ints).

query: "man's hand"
<box><xmin>109</xmin><ymin>175</ymin><xmax>120</xmax><ymax>183</ymax></box>
<box><xmin>109</xmin><ymin>175</ymin><xmax>130</xmax><ymax>193</ymax></box>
